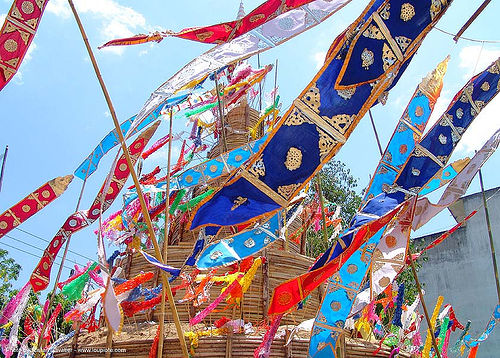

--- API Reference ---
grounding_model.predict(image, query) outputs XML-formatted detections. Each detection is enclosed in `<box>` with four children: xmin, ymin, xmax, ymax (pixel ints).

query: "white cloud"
<box><xmin>459</xmin><ymin>45</ymin><xmax>500</xmax><ymax>80</ymax></box>
<box><xmin>424</xmin><ymin>91</ymin><xmax>452</xmax><ymax>134</ymax></box>
<box><xmin>24</xmin><ymin>42</ymin><xmax>37</xmax><ymax>62</ymax></box>
<box><xmin>457</xmin><ymin>96</ymin><xmax>500</xmax><ymax>153</ymax></box>
<box><xmin>311</xmin><ymin>51</ymin><xmax>326</xmax><ymax>70</ymax></box>
<box><xmin>47</xmin><ymin>0</ymin><xmax>147</xmax><ymax>55</ymax></box>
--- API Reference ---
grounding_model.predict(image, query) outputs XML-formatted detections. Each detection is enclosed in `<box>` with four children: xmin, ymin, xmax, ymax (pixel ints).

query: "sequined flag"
<box><xmin>30</xmin><ymin>122</ymin><xmax>160</xmax><ymax>292</ymax></box>
<box><xmin>0</xmin><ymin>175</ymin><xmax>73</xmax><ymax>238</ymax></box>
<box><xmin>189</xmin><ymin>0</ymin><xmax>453</xmax><ymax>230</ymax></box>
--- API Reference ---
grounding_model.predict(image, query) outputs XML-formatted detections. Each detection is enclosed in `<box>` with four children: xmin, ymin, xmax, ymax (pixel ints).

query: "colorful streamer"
<box><xmin>0</xmin><ymin>175</ymin><xmax>73</xmax><ymax>238</ymax></box>
<box><xmin>30</xmin><ymin>122</ymin><xmax>160</xmax><ymax>292</ymax></box>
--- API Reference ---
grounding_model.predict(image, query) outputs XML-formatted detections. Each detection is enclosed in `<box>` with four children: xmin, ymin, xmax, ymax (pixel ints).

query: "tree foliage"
<box><xmin>0</xmin><ymin>248</ymin><xmax>22</xmax><ymax>308</ymax></box>
<box><xmin>305</xmin><ymin>160</ymin><xmax>363</xmax><ymax>258</ymax></box>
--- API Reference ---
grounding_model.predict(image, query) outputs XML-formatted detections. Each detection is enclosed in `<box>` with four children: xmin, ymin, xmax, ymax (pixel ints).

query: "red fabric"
<box><xmin>30</xmin><ymin>123</ymin><xmax>159</xmax><ymax>292</ymax></box>
<box><xmin>0</xmin><ymin>0</ymin><xmax>49</xmax><ymax>90</ymax></box>
<box><xmin>114</xmin><ymin>272</ymin><xmax>154</xmax><ymax>296</ymax></box>
<box><xmin>141</xmin><ymin>134</ymin><xmax>171</xmax><ymax>159</ymax></box>
<box><xmin>214</xmin><ymin>316</ymin><xmax>230</xmax><ymax>328</ymax></box>
<box><xmin>0</xmin><ymin>175</ymin><xmax>72</xmax><ymax>238</ymax></box>
<box><xmin>121</xmin><ymin>295</ymin><xmax>162</xmax><ymax>317</ymax></box>
<box><xmin>268</xmin><ymin>204</ymin><xmax>402</xmax><ymax>315</ymax></box>
<box><xmin>468</xmin><ymin>346</ymin><xmax>478</xmax><ymax>358</ymax></box>
<box><xmin>100</xmin><ymin>0</ymin><xmax>315</xmax><ymax>48</ymax></box>
<box><xmin>149</xmin><ymin>324</ymin><xmax>161</xmax><ymax>358</ymax></box>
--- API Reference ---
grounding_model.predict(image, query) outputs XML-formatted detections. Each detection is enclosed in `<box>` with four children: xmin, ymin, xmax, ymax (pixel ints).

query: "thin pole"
<box><xmin>67</xmin><ymin>1</ymin><xmax>188</xmax><ymax>356</ymax></box>
<box><xmin>158</xmin><ymin>109</ymin><xmax>174</xmax><ymax>358</ymax></box>
<box><xmin>214</xmin><ymin>72</ymin><xmax>228</xmax><ymax>153</ymax></box>
<box><xmin>368</xmin><ymin>109</ymin><xmax>383</xmax><ymax>157</ymax></box>
<box><xmin>272</xmin><ymin>59</ymin><xmax>278</xmax><ymax>126</ymax></box>
<box><xmin>0</xmin><ymin>145</ymin><xmax>8</xmax><ymax>192</ymax></box>
<box><xmin>408</xmin><ymin>253</ymin><xmax>442</xmax><ymax>358</ymax></box>
<box><xmin>453</xmin><ymin>0</ymin><xmax>492</xmax><ymax>42</ymax></box>
<box><xmin>316</xmin><ymin>175</ymin><xmax>329</xmax><ymax>244</ymax></box>
<box><xmin>38</xmin><ymin>156</ymin><xmax>93</xmax><ymax>354</ymax></box>
<box><xmin>478</xmin><ymin>169</ymin><xmax>500</xmax><ymax>303</ymax></box>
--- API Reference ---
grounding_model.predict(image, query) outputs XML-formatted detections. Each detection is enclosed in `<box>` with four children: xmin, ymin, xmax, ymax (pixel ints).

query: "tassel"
<box><xmin>149</xmin><ymin>325</ymin><xmax>161</xmax><ymax>358</ymax></box>
<box><xmin>442</xmin><ymin>324</ymin><xmax>452</xmax><ymax>358</ymax></box>
<box><xmin>467</xmin><ymin>346</ymin><xmax>478</xmax><ymax>358</ymax></box>
<box><xmin>142</xmin><ymin>134</ymin><xmax>171</xmax><ymax>159</ymax></box>
<box><xmin>62</xmin><ymin>262</ymin><xmax>98</xmax><ymax>301</ymax></box>
<box><xmin>438</xmin><ymin>317</ymin><xmax>450</xmax><ymax>352</ymax></box>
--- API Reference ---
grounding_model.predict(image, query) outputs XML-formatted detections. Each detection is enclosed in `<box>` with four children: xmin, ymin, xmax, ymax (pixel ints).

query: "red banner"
<box><xmin>30</xmin><ymin>121</ymin><xmax>160</xmax><ymax>292</ymax></box>
<box><xmin>0</xmin><ymin>0</ymin><xmax>49</xmax><ymax>90</ymax></box>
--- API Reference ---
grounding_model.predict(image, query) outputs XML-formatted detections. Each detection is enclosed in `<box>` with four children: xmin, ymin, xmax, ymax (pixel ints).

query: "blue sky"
<box><xmin>1</xmin><ymin>0</ymin><xmax>500</xmax><ymax>295</ymax></box>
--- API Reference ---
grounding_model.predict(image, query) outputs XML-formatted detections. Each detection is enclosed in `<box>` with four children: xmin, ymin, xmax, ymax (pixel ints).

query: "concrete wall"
<box><xmin>416</xmin><ymin>187</ymin><xmax>500</xmax><ymax>357</ymax></box>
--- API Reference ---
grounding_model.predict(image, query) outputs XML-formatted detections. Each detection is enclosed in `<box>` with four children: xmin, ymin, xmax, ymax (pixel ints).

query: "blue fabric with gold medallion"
<box><xmin>189</xmin><ymin>0</ymin><xmax>450</xmax><ymax>230</ymax></box>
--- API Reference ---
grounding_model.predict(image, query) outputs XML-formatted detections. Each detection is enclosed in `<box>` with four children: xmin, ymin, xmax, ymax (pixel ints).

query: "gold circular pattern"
<box><xmin>347</xmin><ymin>264</ymin><xmax>358</xmax><ymax>274</ymax></box>
<box><xmin>21</xmin><ymin>1</ymin><xmax>34</xmax><ymax>14</ymax></box>
<box><xmin>330</xmin><ymin>301</ymin><xmax>342</xmax><ymax>312</ymax></box>
<box><xmin>385</xmin><ymin>235</ymin><xmax>397</xmax><ymax>248</ymax></box>
<box><xmin>234</xmin><ymin>155</ymin><xmax>243</xmax><ymax>162</ymax></box>
<box><xmin>119</xmin><ymin>163</ymin><xmax>128</xmax><ymax>172</ymax></box>
<box><xmin>284</xmin><ymin>147</ymin><xmax>303</xmax><ymax>171</ymax></box>
<box><xmin>277</xmin><ymin>291</ymin><xmax>292</xmax><ymax>306</ymax></box>
<box><xmin>134</xmin><ymin>142</ymin><xmax>142</xmax><ymax>150</ymax></box>
<box><xmin>22</xmin><ymin>204</ymin><xmax>31</xmax><ymax>213</ymax></box>
<box><xmin>42</xmin><ymin>262</ymin><xmax>49</xmax><ymax>270</ymax></box>
<box><xmin>0</xmin><ymin>221</ymin><xmax>8</xmax><ymax>230</ymax></box>
<box><xmin>53</xmin><ymin>239</ymin><xmax>59</xmax><ymax>248</ymax></box>
<box><xmin>379</xmin><ymin>277</ymin><xmax>390</xmax><ymax>287</ymax></box>
<box><xmin>481</xmin><ymin>82</ymin><xmax>490</xmax><ymax>91</ymax></box>
<box><xmin>107</xmin><ymin>186</ymin><xmax>114</xmax><ymax>195</ymax></box>
<box><xmin>400</xmin><ymin>3</ymin><xmax>415</xmax><ymax>22</ymax></box>
<box><xmin>185</xmin><ymin>175</ymin><xmax>193</xmax><ymax>183</ymax></box>
<box><xmin>210</xmin><ymin>165</ymin><xmax>218</xmax><ymax>172</ymax></box>
<box><xmin>41</xmin><ymin>190</ymin><xmax>51</xmax><ymax>198</ymax></box>
<box><xmin>4</xmin><ymin>39</ymin><xmax>18</xmax><ymax>53</ymax></box>
<box><xmin>415</xmin><ymin>106</ymin><xmax>424</xmax><ymax>117</ymax></box>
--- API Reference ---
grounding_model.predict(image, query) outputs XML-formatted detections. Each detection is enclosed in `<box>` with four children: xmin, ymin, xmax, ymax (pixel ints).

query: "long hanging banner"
<box><xmin>309</xmin><ymin>199</ymin><xmax>415</xmax><ymax>357</ymax></box>
<box><xmin>412</xmin><ymin>128</ymin><xmax>500</xmax><ymax>230</ymax></box>
<box><xmin>304</xmin><ymin>56</ymin><xmax>500</xmax><ymax>311</ymax></box>
<box><xmin>0</xmin><ymin>175</ymin><xmax>73</xmax><ymax>238</ymax></box>
<box><xmin>74</xmin><ymin>94</ymin><xmax>188</xmax><ymax>180</ymax></box>
<box><xmin>29</xmin><ymin>122</ymin><xmax>160</xmax><ymax>292</ymax></box>
<box><xmin>100</xmin><ymin>0</ymin><xmax>319</xmax><ymax>47</ymax></box>
<box><xmin>134</xmin><ymin>0</ymin><xmax>353</xmax><ymax>125</ymax></box>
<box><xmin>0</xmin><ymin>0</ymin><xmax>49</xmax><ymax>90</ymax></box>
<box><xmin>188</xmin><ymin>0</ymin><xmax>453</xmax><ymax>230</ymax></box>
<box><xmin>361</xmin><ymin>57</ymin><xmax>448</xmax><ymax>205</ymax></box>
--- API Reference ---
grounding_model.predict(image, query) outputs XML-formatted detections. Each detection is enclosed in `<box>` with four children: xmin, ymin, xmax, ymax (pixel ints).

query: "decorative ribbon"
<box><xmin>463</xmin><ymin>305</ymin><xmax>500</xmax><ymax>348</ymax></box>
<box><xmin>45</xmin><ymin>331</ymin><xmax>75</xmax><ymax>358</ymax></box>
<box><xmin>30</xmin><ymin>122</ymin><xmax>159</xmax><ymax>292</ymax></box>
<box><xmin>62</xmin><ymin>262</ymin><xmax>98</xmax><ymax>301</ymax></box>
<box><xmin>0</xmin><ymin>175</ymin><xmax>73</xmax><ymax>238</ymax></box>
<box><xmin>0</xmin><ymin>0</ymin><xmax>49</xmax><ymax>90</ymax></box>
<box><xmin>103</xmin><ymin>278</ymin><xmax>124</xmax><ymax>333</ymax></box>
<box><xmin>141</xmin><ymin>133</ymin><xmax>171</xmax><ymax>159</ymax></box>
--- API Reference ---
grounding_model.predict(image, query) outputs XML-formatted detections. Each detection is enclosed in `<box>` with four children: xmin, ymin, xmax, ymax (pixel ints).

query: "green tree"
<box><xmin>0</xmin><ymin>248</ymin><xmax>22</xmax><ymax>308</ymax></box>
<box><xmin>305</xmin><ymin>160</ymin><xmax>363</xmax><ymax>258</ymax></box>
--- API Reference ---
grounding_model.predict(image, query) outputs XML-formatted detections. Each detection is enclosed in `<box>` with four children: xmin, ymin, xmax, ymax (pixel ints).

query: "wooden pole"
<box><xmin>214</xmin><ymin>72</ymin><xmax>228</xmax><ymax>153</ymax></box>
<box><xmin>0</xmin><ymin>145</ymin><xmax>8</xmax><ymax>192</ymax></box>
<box><xmin>158</xmin><ymin>109</ymin><xmax>174</xmax><ymax>358</ymax></box>
<box><xmin>368</xmin><ymin>109</ymin><xmax>384</xmax><ymax>157</ymax></box>
<box><xmin>316</xmin><ymin>175</ymin><xmax>329</xmax><ymax>244</ymax></box>
<box><xmin>272</xmin><ymin>59</ymin><xmax>279</xmax><ymax>126</ymax></box>
<box><xmin>453</xmin><ymin>0</ymin><xmax>492</xmax><ymax>42</ymax></box>
<box><xmin>66</xmin><ymin>1</ymin><xmax>188</xmax><ymax>356</ymax></box>
<box><xmin>478</xmin><ymin>169</ymin><xmax>500</xmax><ymax>303</ymax></box>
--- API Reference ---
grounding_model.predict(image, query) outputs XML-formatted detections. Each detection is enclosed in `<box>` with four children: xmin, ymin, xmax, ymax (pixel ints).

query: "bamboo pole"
<box><xmin>272</xmin><ymin>59</ymin><xmax>279</xmax><ymax>126</ymax></box>
<box><xmin>158</xmin><ymin>109</ymin><xmax>174</xmax><ymax>358</ymax></box>
<box><xmin>316</xmin><ymin>175</ymin><xmax>329</xmax><ymax>244</ymax></box>
<box><xmin>368</xmin><ymin>109</ymin><xmax>383</xmax><ymax>157</ymax></box>
<box><xmin>0</xmin><ymin>145</ymin><xmax>8</xmax><ymax>192</ymax></box>
<box><xmin>66</xmin><ymin>1</ymin><xmax>188</xmax><ymax>356</ymax></box>
<box><xmin>478</xmin><ymin>169</ymin><xmax>500</xmax><ymax>303</ymax></box>
<box><xmin>214</xmin><ymin>73</ymin><xmax>228</xmax><ymax>153</ymax></box>
<box><xmin>453</xmin><ymin>0</ymin><xmax>492</xmax><ymax>42</ymax></box>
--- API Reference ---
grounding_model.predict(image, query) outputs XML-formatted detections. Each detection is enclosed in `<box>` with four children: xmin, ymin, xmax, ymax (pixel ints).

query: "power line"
<box><xmin>3</xmin><ymin>233</ymin><xmax>86</xmax><ymax>268</ymax></box>
<box><xmin>0</xmin><ymin>241</ymin><xmax>74</xmax><ymax>271</ymax></box>
<box><xmin>14</xmin><ymin>227</ymin><xmax>95</xmax><ymax>262</ymax></box>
